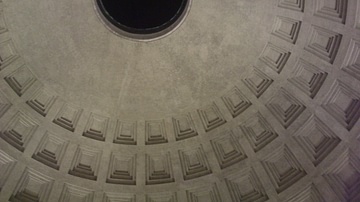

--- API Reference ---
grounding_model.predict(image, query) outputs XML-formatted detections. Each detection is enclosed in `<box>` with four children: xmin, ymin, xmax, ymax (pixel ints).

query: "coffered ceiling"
<box><xmin>0</xmin><ymin>0</ymin><xmax>359</xmax><ymax>201</ymax></box>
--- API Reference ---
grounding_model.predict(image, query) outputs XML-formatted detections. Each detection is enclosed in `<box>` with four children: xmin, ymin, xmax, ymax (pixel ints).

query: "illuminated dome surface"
<box><xmin>0</xmin><ymin>0</ymin><xmax>360</xmax><ymax>201</ymax></box>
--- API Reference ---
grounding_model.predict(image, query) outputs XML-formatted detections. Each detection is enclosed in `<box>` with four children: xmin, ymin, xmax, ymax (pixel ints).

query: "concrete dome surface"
<box><xmin>0</xmin><ymin>0</ymin><xmax>360</xmax><ymax>201</ymax></box>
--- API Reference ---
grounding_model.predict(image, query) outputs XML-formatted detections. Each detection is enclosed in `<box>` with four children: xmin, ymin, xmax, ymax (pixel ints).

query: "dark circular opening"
<box><xmin>97</xmin><ymin>0</ymin><xmax>188</xmax><ymax>35</ymax></box>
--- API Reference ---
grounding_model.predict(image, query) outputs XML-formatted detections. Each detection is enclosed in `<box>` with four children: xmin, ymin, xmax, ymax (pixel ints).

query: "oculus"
<box><xmin>95</xmin><ymin>0</ymin><xmax>190</xmax><ymax>41</ymax></box>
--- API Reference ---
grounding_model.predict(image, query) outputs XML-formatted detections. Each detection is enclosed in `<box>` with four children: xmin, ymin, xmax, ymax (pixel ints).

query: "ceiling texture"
<box><xmin>0</xmin><ymin>0</ymin><xmax>360</xmax><ymax>201</ymax></box>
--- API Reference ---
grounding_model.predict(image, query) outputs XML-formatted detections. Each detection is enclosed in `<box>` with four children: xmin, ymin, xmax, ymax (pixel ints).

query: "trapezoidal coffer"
<box><xmin>95</xmin><ymin>0</ymin><xmax>191</xmax><ymax>41</ymax></box>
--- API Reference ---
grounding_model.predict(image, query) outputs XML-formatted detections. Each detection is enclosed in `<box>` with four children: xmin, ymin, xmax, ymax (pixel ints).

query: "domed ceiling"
<box><xmin>0</xmin><ymin>0</ymin><xmax>360</xmax><ymax>201</ymax></box>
